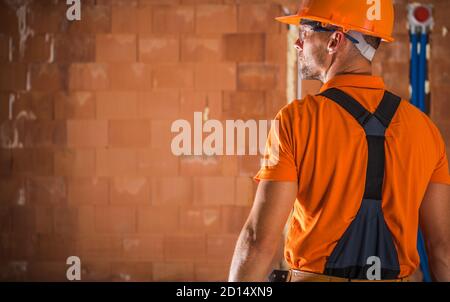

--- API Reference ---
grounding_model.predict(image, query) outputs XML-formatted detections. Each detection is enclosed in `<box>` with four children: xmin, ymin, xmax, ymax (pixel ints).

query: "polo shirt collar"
<box><xmin>319</xmin><ymin>74</ymin><xmax>386</xmax><ymax>93</ymax></box>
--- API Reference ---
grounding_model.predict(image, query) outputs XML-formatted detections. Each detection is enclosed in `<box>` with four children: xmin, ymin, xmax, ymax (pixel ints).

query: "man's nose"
<box><xmin>294</xmin><ymin>38</ymin><xmax>303</xmax><ymax>51</ymax></box>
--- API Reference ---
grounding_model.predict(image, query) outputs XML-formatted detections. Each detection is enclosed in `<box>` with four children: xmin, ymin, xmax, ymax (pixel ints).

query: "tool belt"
<box><xmin>268</xmin><ymin>269</ymin><xmax>409</xmax><ymax>282</ymax></box>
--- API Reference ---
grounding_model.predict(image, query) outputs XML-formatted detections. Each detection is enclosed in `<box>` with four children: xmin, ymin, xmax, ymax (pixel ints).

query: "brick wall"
<box><xmin>0</xmin><ymin>0</ymin><xmax>449</xmax><ymax>281</ymax></box>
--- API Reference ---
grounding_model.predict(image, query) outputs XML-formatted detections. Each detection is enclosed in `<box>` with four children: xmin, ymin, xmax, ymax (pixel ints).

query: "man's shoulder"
<box><xmin>277</xmin><ymin>94</ymin><xmax>320</xmax><ymax>117</ymax></box>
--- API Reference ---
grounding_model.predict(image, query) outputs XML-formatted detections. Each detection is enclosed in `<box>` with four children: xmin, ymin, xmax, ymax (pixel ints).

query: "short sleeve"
<box><xmin>430</xmin><ymin>132</ymin><xmax>450</xmax><ymax>185</ymax></box>
<box><xmin>254</xmin><ymin>108</ymin><xmax>297</xmax><ymax>182</ymax></box>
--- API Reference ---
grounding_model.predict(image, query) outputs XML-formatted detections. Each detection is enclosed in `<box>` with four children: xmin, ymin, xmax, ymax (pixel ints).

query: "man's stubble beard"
<box><xmin>298</xmin><ymin>47</ymin><xmax>327</xmax><ymax>81</ymax></box>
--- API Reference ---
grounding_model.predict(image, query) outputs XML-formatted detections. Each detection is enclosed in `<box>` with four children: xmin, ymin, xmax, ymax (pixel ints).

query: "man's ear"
<box><xmin>327</xmin><ymin>31</ymin><xmax>345</xmax><ymax>54</ymax></box>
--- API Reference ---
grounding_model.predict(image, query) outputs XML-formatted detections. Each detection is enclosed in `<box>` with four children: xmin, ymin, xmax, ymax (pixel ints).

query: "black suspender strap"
<box><xmin>319</xmin><ymin>88</ymin><xmax>371</xmax><ymax>125</ymax></box>
<box><xmin>318</xmin><ymin>88</ymin><xmax>402</xmax><ymax>279</ymax></box>
<box><xmin>374</xmin><ymin>91</ymin><xmax>401</xmax><ymax>128</ymax></box>
<box><xmin>318</xmin><ymin>88</ymin><xmax>401</xmax><ymax>200</ymax></box>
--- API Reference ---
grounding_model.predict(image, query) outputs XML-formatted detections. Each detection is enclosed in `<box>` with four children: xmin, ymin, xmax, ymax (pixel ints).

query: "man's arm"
<box><xmin>419</xmin><ymin>182</ymin><xmax>450</xmax><ymax>281</ymax></box>
<box><xmin>228</xmin><ymin>180</ymin><xmax>297</xmax><ymax>282</ymax></box>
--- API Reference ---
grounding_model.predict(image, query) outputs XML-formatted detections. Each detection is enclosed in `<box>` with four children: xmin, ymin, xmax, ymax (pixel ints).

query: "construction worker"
<box><xmin>229</xmin><ymin>0</ymin><xmax>450</xmax><ymax>282</ymax></box>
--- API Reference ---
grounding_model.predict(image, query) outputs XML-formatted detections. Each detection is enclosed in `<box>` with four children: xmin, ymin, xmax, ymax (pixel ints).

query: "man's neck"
<box><xmin>321</xmin><ymin>59</ymin><xmax>373</xmax><ymax>83</ymax></box>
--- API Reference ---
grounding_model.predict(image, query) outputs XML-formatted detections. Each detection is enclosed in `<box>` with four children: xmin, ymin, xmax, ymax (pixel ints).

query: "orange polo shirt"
<box><xmin>255</xmin><ymin>74</ymin><xmax>450</xmax><ymax>278</ymax></box>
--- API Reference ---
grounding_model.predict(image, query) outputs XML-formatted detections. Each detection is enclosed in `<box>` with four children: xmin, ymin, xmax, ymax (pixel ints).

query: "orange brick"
<box><xmin>79</xmin><ymin>261</ymin><xmax>111</xmax><ymax>281</ymax></box>
<box><xmin>67</xmin><ymin>178</ymin><xmax>109</xmax><ymax>205</ymax></box>
<box><xmin>110</xmin><ymin>261</ymin><xmax>153</xmax><ymax>281</ymax></box>
<box><xmin>196</xmin><ymin>5</ymin><xmax>237</xmax><ymax>33</ymax></box>
<box><xmin>12</xmin><ymin>92</ymin><xmax>54</xmax><ymax>120</ymax></box>
<box><xmin>95</xmin><ymin>206</ymin><xmax>136</xmax><ymax>234</ymax></box>
<box><xmin>96</xmin><ymin>34</ymin><xmax>137</xmax><ymax>62</ymax></box>
<box><xmin>237</xmin><ymin>4</ymin><xmax>281</xmax><ymax>33</ymax></box>
<box><xmin>96</xmin><ymin>91</ymin><xmax>138</xmax><ymax>119</ymax></box>
<box><xmin>27</xmin><ymin>1</ymin><xmax>66</xmax><ymax>34</ymax></box>
<box><xmin>69</xmin><ymin>63</ymin><xmax>110</xmax><ymax>91</ymax></box>
<box><xmin>179</xmin><ymin>205</ymin><xmax>221</xmax><ymax>233</ymax></box>
<box><xmin>235</xmin><ymin>176</ymin><xmax>256</xmax><ymax>206</ymax></box>
<box><xmin>137</xmin><ymin>206</ymin><xmax>179</xmax><ymax>233</ymax></box>
<box><xmin>34</xmin><ymin>234</ymin><xmax>77</xmax><ymax>261</ymax></box>
<box><xmin>179</xmin><ymin>90</ymin><xmax>222</xmax><ymax>120</ymax></box>
<box><xmin>180</xmin><ymin>156</ymin><xmax>222</xmax><ymax>177</ymax></box>
<box><xmin>266</xmin><ymin>90</ymin><xmax>288</xmax><ymax>118</ymax></box>
<box><xmin>194</xmin><ymin>63</ymin><xmax>236</xmax><ymax>90</ymax></box>
<box><xmin>110</xmin><ymin>177</ymin><xmax>150</xmax><ymax>204</ymax></box>
<box><xmin>26</xmin><ymin>176</ymin><xmax>67</xmax><ymax>206</ymax></box>
<box><xmin>23</xmin><ymin>35</ymin><xmax>51</xmax><ymax>63</ymax></box>
<box><xmin>54</xmin><ymin>149</ymin><xmax>96</xmax><ymax>177</ymax></box>
<box><xmin>67</xmin><ymin>4</ymin><xmax>111</xmax><ymax>34</ymax></box>
<box><xmin>223</xmin><ymin>33</ymin><xmax>265</xmax><ymax>62</ymax></box>
<box><xmin>53</xmin><ymin>206</ymin><xmax>77</xmax><ymax>235</ymax></box>
<box><xmin>153</xmin><ymin>262</ymin><xmax>195</xmax><ymax>281</ymax></box>
<box><xmin>112</xmin><ymin>6</ymin><xmax>152</xmax><ymax>33</ymax></box>
<box><xmin>30</xmin><ymin>64</ymin><xmax>64</xmax><ymax>92</ymax></box>
<box><xmin>221</xmin><ymin>205</ymin><xmax>251</xmax><ymax>234</ymax></box>
<box><xmin>0</xmin><ymin>34</ymin><xmax>7</xmax><ymax>62</ymax></box>
<box><xmin>0</xmin><ymin>206</ymin><xmax>12</xmax><ymax>233</ymax></box>
<box><xmin>221</xmin><ymin>156</ymin><xmax>239</xmax><ymax>177</ymax></box>
<box><xmin>150</xmin><ymin>120</ymin><xmax>175</xmax><ymax>148</ymax></box>
<box><xmin>140</xmin><ymin>0</ymin><xmax>180</xmax><ymax>5</ymax></box>
<box><xmin>139</xmin><ymin>35</ymin><xmax>179</xmax><ymax>62</ymax></box>
<box><xmin>152</xmin><ymin>64</ymin><xmax>194</xmax><ymax>89</ymax></box>
<box><xmin>152</xmin><ymin>5</ymin><xmax>194</xmax><ymax>33</ymax></box>
<box><xmin>138</xmin><ymin>91</ymin><xmax>180</xmax><ymax>119</ymax></box>
<box><xmin>23</xmin><ymin>120</ymin><xmax>66</xmax><ymax>148</ymax></box>
<box><xmin>67</xmin><ymin>120</ymin><xmax>108</xmax><ymax>148</ymax></box>
<box><xmin>96</xmin><ymin>148</ymin><xmax>137</xmax><ymax>176</ymax></box>
<box><xmin>78</xmin><ymin>235</ymin><xmax>123</xmax><ymax>260</ymax></box>
<box><xmin>237</xmin><ymin>63</ymin><xmax>278</xmax><ymax>90</ymax></box>
<box><xmin>122</xmin><ymin>235</ymin><xmax>164</xmax><ymax>261</ymax></box>
<box><xmin>54</xmin><ymin>34</ymin><xmax>96</xmax><ymax>63</ymax></box>
<box><xmin>0</xmin><ymin>177</ymin><xmax>24</xmax><ymax>206</ymax></box>
<box><xmin>77</xmin><ymin>205</ymin><xmax>96</xmax><ymax>234</ymax></box>
<box><xmin>54</xmin><ymin>92</ymin><xmax>96</xmax><ymax>119</ymax></box>
<box><xmin>0</xmin><ymin>2</ymin><xmax>18</xmax><ymax>35</ymax></box>
<box><xmin>0</xmin><ymin>63</ymin><xmax>27</xmax><ymax>91</ymax></box>
<box><xmin>28</xmin><ymin>262</ymin><xmax>67</xmax><ymax>281</ymax></box>
<box><xmin>0</xmin><ymin>92</ymin><xmax>10</xmax><ymax>122</ymax></box>
<box><xmin>12</xmin><ymin>207</ymin><xmax>35</xmax><ymax>233</ymax></box>
<box><xmin>108</xmin><ymin>120</ymin><xmax>151</xmax><ymax>148</ymax></box>
<box><xmin>109</xmin><ymin>63</ymin><xmax>152</xmax><ymax>90</ymax></box>
<box><xmin>195</xmin><ymin>262</ymin><xmax>229</xmax><ymax>281</ymax></box>
<box><xmin>193</xmin><ymin>177</ymin><xmax>235</xmax><ymax>205</ymax></box>
<box><xmin>3</xmin><ymin>233</ymin><xmax>36</xmax><ymax>261</ymax></box>
<box><xmin>136</xmin><ymin>148</ymin><xmax>179</xmax><ymax>176</ymax></box>
<box><xmin>222</xmin><ymin>91</ymin><xmax>266</xmax><ymax>120</ymax></box>
<box><xmin>151</xmin><ymin>177</ymin><xmax>192</xmax><ymax>205</ymax></box>
<box><xmin>181</xmin><ymin>35</ymin><xmax>223</xmax><ymax>62</ymax></box>
<box><xmin>164</xmin><ymin>234</ymin><xmax>206</xmax><ymax>261</ymax></box>
<box><xmin>13</xmin><ymin>149</ymin><xmax>54</xmax><ymax>176</ymax></box>
<box><xmin>265</xmin><ymin>34</ymin><xmax>287</xmax><ymax>63</ymax></box>
<box><xmin>206</xmin><ymin>234</ymin><xmax>238</xmax><ymax>263</ymax></box>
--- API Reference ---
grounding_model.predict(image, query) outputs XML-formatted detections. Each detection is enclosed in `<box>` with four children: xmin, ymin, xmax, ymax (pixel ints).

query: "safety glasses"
<box><xmin>299</xmin><ymin>20</ymin><xmax>359</xmax><ymax>44</ymax></box>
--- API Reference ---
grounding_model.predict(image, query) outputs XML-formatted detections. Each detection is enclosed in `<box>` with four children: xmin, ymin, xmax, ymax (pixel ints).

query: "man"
<box><xmin>229</xmin><ymin>0</ymin><xmax>450</xmax><ymax>282</ymax></box>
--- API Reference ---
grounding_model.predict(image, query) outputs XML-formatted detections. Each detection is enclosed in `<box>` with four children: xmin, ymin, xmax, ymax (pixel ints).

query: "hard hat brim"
<box><xmin>275</xmin><ymin>14</ymin><xmax>394</xmax><ymax>42</ymax></box>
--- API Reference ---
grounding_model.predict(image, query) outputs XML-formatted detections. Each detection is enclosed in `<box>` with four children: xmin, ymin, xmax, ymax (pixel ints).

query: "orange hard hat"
<box><xmin>276</xmin><ymin>0</ymin><xmax>395</xmax><ymax>42</ymax></box>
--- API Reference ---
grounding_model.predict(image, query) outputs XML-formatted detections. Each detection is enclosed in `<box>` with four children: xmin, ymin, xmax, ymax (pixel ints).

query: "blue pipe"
<box><xmin>410</xmin><ymin>28</ymin><xmax>432</xmax><ymax>282</ymax></box>
<box><xmin>418</xmin><ymin>32</ymin><xmax>427</xmax><ymax>112</ymax></box>
<box><xmin>410</xmin><ymin>31</ymin><xmax>419</xmax><ymax>107</ymax></box>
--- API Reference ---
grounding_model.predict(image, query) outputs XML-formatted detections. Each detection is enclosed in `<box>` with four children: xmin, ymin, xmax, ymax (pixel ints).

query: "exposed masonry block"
<box><xmin>0</xmin><ymin>0</ymin><xmax>448</xmax><ymax>282</ymax></box>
